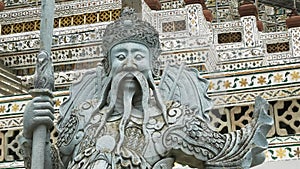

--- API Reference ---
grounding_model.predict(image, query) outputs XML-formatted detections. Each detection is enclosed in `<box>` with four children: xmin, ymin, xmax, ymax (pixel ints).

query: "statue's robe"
<box><xmin>56</xmin><ymin>97</ymin><xmax>217</xmax><ymax>169</ymax></box>
<box><xmin>53</xmin><ymin>66</ymin><xmax>272</xmax><ymax>169</ymax></box>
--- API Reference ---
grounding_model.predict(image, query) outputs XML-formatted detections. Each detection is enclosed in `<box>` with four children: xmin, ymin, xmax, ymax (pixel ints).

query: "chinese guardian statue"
<box><xmin>21</xmin><ymin>8</ymin><xmax>273</xmax><ymax>169</ymax></box>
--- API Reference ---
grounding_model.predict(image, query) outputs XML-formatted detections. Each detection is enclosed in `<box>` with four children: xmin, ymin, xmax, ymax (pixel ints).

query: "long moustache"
<box><xmin>92</xmin><ymin>70</ymin><xmax>151</xmax><ymax>153</ymax></box>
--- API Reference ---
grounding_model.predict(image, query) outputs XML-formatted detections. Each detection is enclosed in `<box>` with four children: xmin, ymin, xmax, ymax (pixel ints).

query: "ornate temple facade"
<box><xmin>0</xmin><ymin>0</ymin><xmax>299</xmax><ymax>168</ymax></box>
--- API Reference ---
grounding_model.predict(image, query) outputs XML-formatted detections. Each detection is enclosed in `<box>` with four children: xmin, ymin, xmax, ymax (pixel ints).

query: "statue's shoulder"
<box><xmin>58</xmin><ymin>66</ymin><xmax>108</xmax><ymax>129</ymax></box>
<box><xmin>56</xmin><ymin>98</ymin><xmax>99</xmax><ymax>153</ymax></box>
<box><xmin>56</xmin><ymin>66</ymin><xmax>110</xmax><ymax>154</ymax></box>
<box><xmin>159</xmin><ymin>64</ymin><xmax>213</xmax><ymax>122</ymax></box>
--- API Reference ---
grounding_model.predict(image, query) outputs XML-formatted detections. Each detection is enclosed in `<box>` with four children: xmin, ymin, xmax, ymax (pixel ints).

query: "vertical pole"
<box><xmin>40</xmin><ymin>0</ymin><xmax>55</xmax><ymax>54</ymax></box>
<box><xmin>30</xmin><ymin>0</ymin><xmax>55</xmax><ymax>169</ymax></box>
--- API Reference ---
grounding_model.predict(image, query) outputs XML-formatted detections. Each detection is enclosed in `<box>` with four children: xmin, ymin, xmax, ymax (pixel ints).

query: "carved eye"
<box><xmin>116</xmin><ymin>54</ymin><xmax>126</xmax><ymax>61</ymax></box>
<box><xmin>135</xmin><ymin>54</ymin><xmax>145</xmax><ymax>61</ymax></box>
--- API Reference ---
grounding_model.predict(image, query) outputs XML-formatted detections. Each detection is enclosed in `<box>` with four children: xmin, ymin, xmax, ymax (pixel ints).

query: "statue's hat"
<box><xmin>102</xmin><ymin>7</ymin><xmax>161</xmax><ymax>75</ymax></box>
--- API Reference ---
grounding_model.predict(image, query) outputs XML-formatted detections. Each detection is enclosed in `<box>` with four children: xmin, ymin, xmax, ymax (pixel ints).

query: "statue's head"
<box><xmin>98</xmin><ymin>9</ymin><xmax>166</xmax><ymax>151</ymax></box>
<box><xmin>102</xmin><ymin>7</ymin><xmax>161</xmax><ymax>76</ymax></box>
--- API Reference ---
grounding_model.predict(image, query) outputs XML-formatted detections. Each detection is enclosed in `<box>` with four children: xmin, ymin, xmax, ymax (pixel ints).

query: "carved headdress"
<box><xmin>102</xmin><ymin>7</ymin><xmax>161</xmax><ymax>75</ymax></box>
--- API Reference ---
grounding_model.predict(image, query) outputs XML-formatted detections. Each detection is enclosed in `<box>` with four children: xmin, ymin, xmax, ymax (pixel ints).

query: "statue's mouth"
<box><xmin>122</xmin><ymin>73</ymin><xmax>137</xmax><ymax>83</ymax></box>
<box><xmin>108</xmin><ymin>70</ymin><xmax>147</xmax><ymax>114</ymax></box>
<box><xmin>124</xmin><ymin>72</ymin><xmax>134</xmax><ymax>78</ymax></box>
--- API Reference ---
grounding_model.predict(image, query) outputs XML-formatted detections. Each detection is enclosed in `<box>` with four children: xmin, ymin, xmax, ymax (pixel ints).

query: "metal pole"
<box><xmin>30</xmin><ymin>0</ymin><xmax>55</xmax><ymax>169</ymax></box>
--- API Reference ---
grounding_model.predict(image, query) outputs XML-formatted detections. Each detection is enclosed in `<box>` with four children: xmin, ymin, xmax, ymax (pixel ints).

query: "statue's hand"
<box><xmin>23</xmin><ymin>96</ymin><xmax>55</xmax><ymax>139</ymax></box>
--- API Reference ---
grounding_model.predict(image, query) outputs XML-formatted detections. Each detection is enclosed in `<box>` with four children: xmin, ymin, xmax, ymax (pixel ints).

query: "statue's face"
<box><xmin>109</xmin><ymin>42</ymin><xmax>151</xmax><ymax>76</ymax></box>
<box><xmin>107</xmin><ymin>41</ymin><xmax>152</xmax><ymax>124</ymax></box>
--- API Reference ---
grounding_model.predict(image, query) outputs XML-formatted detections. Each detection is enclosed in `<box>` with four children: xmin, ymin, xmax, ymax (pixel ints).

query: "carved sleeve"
<box><xmin>162</xmin><ymin>103</ymin><xmax>226</xmax><ymax>167</ymax></box>
<box><xmin>163</xmin><ymin>97</ymin><xmax>272</xmax><ymax>169</ymax></box>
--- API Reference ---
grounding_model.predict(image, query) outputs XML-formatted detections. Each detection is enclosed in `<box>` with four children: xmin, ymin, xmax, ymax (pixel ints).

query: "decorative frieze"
<box><xmin>160</xmin><ymin>49</ymin><xmax>208</xmax><ymax>65</ymax></box>
<box><xmin>264</xmin><ymin>52</ymin><xmax>293</xmax><ymax>66</ymax></box>
<box><xmin>162</xmin><ymin>20</ymin><xmax>186</xmax><ymax>32</ymax></box>
<box><xmin>2</xmin><ymin>0</ymin><xmax>29</xmax><ymax>7</ymax></box>
<box><xmin>267</xmin><ymin>42</ymin><xmax>290</xmax><ymax>53</ymax></box>
<box><xmin>152</xmin><ymin>7</ymin><xmax>187</xmax><ymax>36</ymax></box>
<box><xmin>19</xmin><ymin>68</ymin><xmax>97</xmax><ymax>89</ymax></box>
<box><xmin>211</xmin><ymin>86</ymin><xmax>300</xmax><ymax>107</ymax></box>
<box><xmin>0</xmin><ymin>92</ymin><xmax>67</xmax><ymax>116</ymax></box>
<box><xmin>260</xmin><ymin>31</ymin><xmax>290</xmax><ymax>41</ymax></box>
<box><xmin>206</xmin><ymin>66</ymin><xmax>300</xmax><ymax>93</ymax></box>
<box><xmin>219</xmin><ymin>60</ymin><xmax>263</xmax><ymax>71</ymax></box>
<box><xmin>160</xmin><ymin>0</ymin><xmax>185</xmax><ymax>10</ymax></box>
<box><xmin>289</xmin><ymin>27</ymin><xmax>300</xmax><ymax>58</ymax></box>
<box><xmin>2</xmin><ymin>43</ymin><xmax>103</xmax><ymax>69</ymax></box>
<box><xmin>218</xmin><ymin>47</ymin><xmax>264</xmax><ymax>62</ymax></box>
<box><xmin>266</xmin><ymin>135</ymin><xmax>300</xmax><ymax>162</ymax></box>
<box><xmin>0</xmin><ymin>9</ymin><xmax>120</xmax><ymax>35</ymax></box>
<box><xmin>212</xmin><ymin>20</ymin><xmax>242</xmax><ymax>30</ymax></box>
<box><xmin>0</xmin><ymin>0</ymin><xmax>122</xmax><ymax>24</ymax></box>
<box><xmin>160</xmin><ymin>36</ymin><xmax>212</xmax><ymax>51</ymax></box>
<box><xmin>218</xmin><ymin>32</ymin><xmax>242</xmax><ymax>44</ymax></box>
<box><xmin>215</xmin><ymin>42</ymin><xmax>244</xmax><ymax>51</ymax></box>
<box><xmin>241</xmin><ymin>16</ymin><xmax>259</xmax><ymax>48</ymax></box>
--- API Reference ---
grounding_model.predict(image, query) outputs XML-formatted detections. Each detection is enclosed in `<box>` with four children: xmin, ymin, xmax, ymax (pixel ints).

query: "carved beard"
<box><xmin>110</xmin><ymin>71</ymin><xmax>151</xmax><ymax>154</ymax></box>
<box><xmin>93</xmin><ymin>69</ymin><xmax>166</xmax><ymax>155</ymax></box>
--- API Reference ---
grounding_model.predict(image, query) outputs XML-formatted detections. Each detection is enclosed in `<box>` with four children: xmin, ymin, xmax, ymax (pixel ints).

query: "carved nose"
<box><xmin>122</xmin><ymin>58</ymin><xmax>137</xmax><ymax>71</ymax></box>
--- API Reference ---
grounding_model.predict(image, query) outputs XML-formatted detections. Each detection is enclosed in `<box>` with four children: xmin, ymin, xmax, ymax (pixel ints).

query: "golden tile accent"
<box><xmin>239</xmin><ymin>78</ymin><xmax>248</xmax><ymax>87</ymax></box>
<box><xmin>257</xmin><ymin>76</ymin><xmax>266</xmax><ymax>85</ymax></box>
<box><xmin>274</xmin><ymin>73</ymin><xmax>283</xmax><ymax>83</ymax></box>
<box><xmin>275</xmin><ymin>148</ymin><xmax>286</xmax><ymax>159</ymax></box>
<box><xmin>223</xmin><ymin>80</ymin><xmax>231</xmax><ymax>89</ymax></box>
<box><xmin>291</xmin><ymin>71</ymin><xmax>300</xmax><ymax>81</ymax></box>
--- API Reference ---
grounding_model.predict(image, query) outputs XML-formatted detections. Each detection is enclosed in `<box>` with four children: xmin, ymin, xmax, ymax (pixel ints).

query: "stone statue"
<box><xmin>21</xmin><ymin>8</ymin><xmax>273</xmax><ymax>169</ymax></box>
